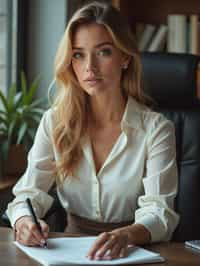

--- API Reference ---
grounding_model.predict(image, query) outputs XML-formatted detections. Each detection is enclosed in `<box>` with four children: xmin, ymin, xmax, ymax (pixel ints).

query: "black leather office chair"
<box><xmin>141</xmin><ymin>52</ymin><xmax>200</xmax><ymax>241</ymax></box>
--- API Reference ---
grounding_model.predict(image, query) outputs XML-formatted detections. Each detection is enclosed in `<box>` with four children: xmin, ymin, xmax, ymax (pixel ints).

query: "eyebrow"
<box><xmin>72</xmin><ymin>41</ymin><xmax>114</xmax><ymax>50</ymax></box>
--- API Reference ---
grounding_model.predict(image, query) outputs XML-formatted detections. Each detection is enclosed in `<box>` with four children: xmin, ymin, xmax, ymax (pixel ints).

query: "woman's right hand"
<box><xmin>14</xmin><ymin>215</ymin><xmax>49</xmax><ymax>246</ymax></box>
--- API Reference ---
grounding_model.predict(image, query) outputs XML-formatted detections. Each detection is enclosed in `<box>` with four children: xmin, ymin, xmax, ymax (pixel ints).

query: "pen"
<box><xmin>26</xmin><ymin>198</ymin><xmax>47</xmax><ymax>248</ymax></box>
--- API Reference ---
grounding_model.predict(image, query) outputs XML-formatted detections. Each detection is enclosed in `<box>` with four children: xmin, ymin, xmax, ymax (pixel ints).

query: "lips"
<box><xmin>84</xmin><ymin>77</ymin><xmax>102</xmax><ymax>82</ymax></box>
<box><xmin>83</xmin><ymin>77</ymin><xmax>102</xmax><ymax>86</ymax></box>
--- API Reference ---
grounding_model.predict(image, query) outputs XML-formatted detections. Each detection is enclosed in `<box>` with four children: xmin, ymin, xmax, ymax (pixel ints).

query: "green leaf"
<box><xmin>26</xmin><ymin>107</ymin><xmax>44</xmax><ymax>116</ymax></box>
<box><xmin>7</xmin><ymin>119</ymin><xmax>17</xmax><ymax>145</ymax></box>
<box><xmin>8</xmin><ymin>83</ymin><xmax>17</xmax><ymax>110</ymax></box>
<box><xmin>28</xmin><ymin>114</ymin><xmax>42</xmax><ymax>124</ymax></box>
<box><xmin>17</xmin><ymin>122</ymin><xmax>28</xmax><ymax>144</ymax></box>
<box><xmin>21</xmin><ymin>71</ymin><xmax>27</xmax><ymax>104</ymax></box>
<box><xmin>27</xmin><ymin>128</ymin><xmax>36</xmax><ymax>140</ymax></box>
<box><xmin>0</xmin><ymin>116</ymin><xmax>7</xmax><ymax>125</ymax></box>
<box><xmin>0</xmin><ymin>90</ymin><xmax>9</xmax><ymax>111</ymax></box>
<box><xmin>27</xmin><ymin>76</ymin><xmax>40</xmax><ymax>104</ymax></box>
<box><xmin>14</xmin><ymin>92</ymin><xmax>23</xmax><ymax>107</ymax></box>
<box><xmin>29</xmin><ymin>98</ymin><xmax>47</xmax><ymax>108</ymax></box>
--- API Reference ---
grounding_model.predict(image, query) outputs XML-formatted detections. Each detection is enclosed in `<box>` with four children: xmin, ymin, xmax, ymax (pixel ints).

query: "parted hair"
<box><xmin>53</xmin><ymin>1</ymin><xmax>147</xmax><ymax>182</ymax></box>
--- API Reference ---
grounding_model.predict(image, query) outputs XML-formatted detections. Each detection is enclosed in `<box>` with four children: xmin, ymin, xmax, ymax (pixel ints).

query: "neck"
<box><xmin>89</xmin><ymin>93</ymin><xmax>126</xmax><ymax>128</ymax></box>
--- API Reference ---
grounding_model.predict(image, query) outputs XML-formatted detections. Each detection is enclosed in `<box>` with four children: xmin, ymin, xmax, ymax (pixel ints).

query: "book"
<box><xmin>138</xmin><ymin>24</ymin><xmax>156</xmax><ymax>51</ymax></box>
<box><xmin>185</xmin><ymin>240</ymin><xmax>200</xmax><ymax>251</ymax></box>
<box><xmin>148</xmin><ymin>24</ymin><xmax>168</xmax><ymax>52</ymax></box>
<box><xmin>14</xmin><ymin>236</ymin><xmax>165</xmax><ymax>265</ymax></box>
<box><xmin>198</xmin><ymin>22</ymin><xmax>200</xmax><ymax>55</ymax></box>
<box><xmin>167</xmin><ymin>14</ymin><xmax>187</xmax><ymax>53</ymax></box>
<box><xmin>189</xmin><ymin>14</ymin><xmax>199</xmax><ymax>55</ymax></box>
<box><xmin>135</xmin><ymin>23</ymin><xmax>145</xmax><ymax>44</ymax></box>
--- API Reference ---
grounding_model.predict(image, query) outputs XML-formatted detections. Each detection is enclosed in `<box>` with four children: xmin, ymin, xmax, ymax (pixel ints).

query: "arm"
<box><xmin>106</xmin><ymin>114</ymin><xmax>179</xmax><ymax>247</ymax></box>
<box><xmin>134</xmin><ymin>114</ymin><xmax>179</xmax><ymax>243</ymax></box>
<box><xmin>6</xmin><ymin>109</ymin><xmax>56</xmax><ymax>236</ymax></box>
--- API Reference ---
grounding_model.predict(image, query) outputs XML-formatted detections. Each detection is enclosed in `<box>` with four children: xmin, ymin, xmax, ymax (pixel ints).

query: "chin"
<box><xmin>84</xmin><ymin>86</ymin><xmax>104</xmax><ymax>96</ymax></box>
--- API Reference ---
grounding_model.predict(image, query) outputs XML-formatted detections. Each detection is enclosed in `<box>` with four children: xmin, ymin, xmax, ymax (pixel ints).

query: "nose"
<box><xmin>86</xmin><ymin>54</ymin><xmax>97</xmax><ymax>73</ymax></box>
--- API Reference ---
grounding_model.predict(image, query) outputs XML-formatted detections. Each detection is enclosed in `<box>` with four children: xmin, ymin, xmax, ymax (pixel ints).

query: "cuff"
<box><xmin>6</xmin><ymin>208</ymin><xmax>32</xmax><ymax>228</ymax></box>
<box><xmin>135</xmin><ymin>214</ymin><xmax>167</xmax><ymax>243</ymax></box>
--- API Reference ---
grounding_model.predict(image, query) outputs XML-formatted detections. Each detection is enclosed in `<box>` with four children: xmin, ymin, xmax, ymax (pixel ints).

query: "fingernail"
<box><xmin>94</xmin><ymin>256</ymin><xmax>100</xmax><ymax>260</ymax></box>
<box><xmin>41</xmin><ymin>239</ymin><xmax>46</xmax><ymax>244</ymax></box>
<box><xmin>95</xmin><ymin>251</ymin><xmax>100</xmax><ymax>256</ymax></box>
<box><xmin>104</xmin><ymin>255</ymin><xmax>111</xmax><ymax>260</ymax></box>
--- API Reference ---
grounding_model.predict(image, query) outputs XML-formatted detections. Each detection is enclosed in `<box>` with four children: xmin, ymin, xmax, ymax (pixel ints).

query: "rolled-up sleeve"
<box><xmin>6</xmin><ymin>109</ymin><xmax>56</xmax><ymax>227</ymax></box>
<box><xmin>135</xmin><ymin>114</ymin><xmax>179</xmax><ymax>242</ymax></box>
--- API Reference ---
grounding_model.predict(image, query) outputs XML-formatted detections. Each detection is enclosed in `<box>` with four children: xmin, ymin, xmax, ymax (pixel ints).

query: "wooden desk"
<box><xmin>1</xmin><ymin>227</ymin><xmax>200</xmax><ymax>266</ymax></box>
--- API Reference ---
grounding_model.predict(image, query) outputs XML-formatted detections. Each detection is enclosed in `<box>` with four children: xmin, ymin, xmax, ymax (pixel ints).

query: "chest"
<box><xmin>90</xmin><ymin>126</ymin><xmax>122</xmax><ymax>174</ymax></box>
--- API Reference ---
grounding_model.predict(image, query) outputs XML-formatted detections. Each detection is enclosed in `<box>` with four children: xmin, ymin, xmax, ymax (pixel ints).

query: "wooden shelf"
<box><xmin>113</xmin><ymin>0</ymin><xmax>200</xmax><ymax>28</ymax></box>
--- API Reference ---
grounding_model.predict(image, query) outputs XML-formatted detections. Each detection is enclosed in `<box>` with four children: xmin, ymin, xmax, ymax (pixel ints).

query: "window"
<box><xmin>0</xmin><ymin>0</ymin><xmax>17</xmax><ymax>95</ymax></box>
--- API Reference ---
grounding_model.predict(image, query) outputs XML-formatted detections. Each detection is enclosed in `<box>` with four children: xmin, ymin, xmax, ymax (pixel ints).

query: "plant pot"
<box><xmin>3</xmin><ymin>144</ymin><xmax>27</xmax><ymax>178</ymax></box>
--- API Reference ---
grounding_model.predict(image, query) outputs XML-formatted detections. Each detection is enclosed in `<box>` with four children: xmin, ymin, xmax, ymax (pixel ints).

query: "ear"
<box><xmin>122</xmin><ymin>55</ymin><xmax>131</xmax><ymax>69</ymax></box>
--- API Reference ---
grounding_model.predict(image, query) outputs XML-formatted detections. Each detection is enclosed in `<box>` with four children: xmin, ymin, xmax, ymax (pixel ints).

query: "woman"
<box><xmin>7</xmin><ymin>1</ymin><xmax>179</xmax><ymax>260</ymax></box>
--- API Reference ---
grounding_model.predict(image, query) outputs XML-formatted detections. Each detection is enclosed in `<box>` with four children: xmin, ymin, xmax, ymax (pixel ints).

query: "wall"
<box><xmin>26</xmin><ymin>0</ymin><xmax>67</xmax><ymax>98</ymax></box>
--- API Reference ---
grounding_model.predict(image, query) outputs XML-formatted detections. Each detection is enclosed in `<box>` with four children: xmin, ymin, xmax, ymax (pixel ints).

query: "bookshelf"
<box><xmin>112</xmin><ymin>0</ymin><xmax>200</xmax><ymax>27</ymax></box>
<box><xmin>112</xmin><ymin>0</ymin><xmax>200</xmax><ymax>98</ymax></box>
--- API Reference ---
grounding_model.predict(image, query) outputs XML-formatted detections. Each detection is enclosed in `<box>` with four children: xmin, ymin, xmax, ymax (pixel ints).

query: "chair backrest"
<box><xmin>141</xmin><ymin>52</ymin><xmax>200</xmax><ymax>241</ymax></box>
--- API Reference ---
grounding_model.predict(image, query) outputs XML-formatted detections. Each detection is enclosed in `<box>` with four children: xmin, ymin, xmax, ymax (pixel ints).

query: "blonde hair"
<box><xmin>53</xmin><ymin>1</ymin><xmax>148</xmax><ymax>182</ymax></box>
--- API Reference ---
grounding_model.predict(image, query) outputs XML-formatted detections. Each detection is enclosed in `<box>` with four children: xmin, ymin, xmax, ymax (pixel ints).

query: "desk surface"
<box><xmin>1</xmin><ymin>227</ymin><xmax>200</xmax><ymax>266</ymax></box>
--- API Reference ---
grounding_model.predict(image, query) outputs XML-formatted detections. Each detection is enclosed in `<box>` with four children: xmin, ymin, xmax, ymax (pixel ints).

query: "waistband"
<box><xmin>65</xmin><ymin>213</ymin><xmax>133</xmax><ymax>235</ymax></box>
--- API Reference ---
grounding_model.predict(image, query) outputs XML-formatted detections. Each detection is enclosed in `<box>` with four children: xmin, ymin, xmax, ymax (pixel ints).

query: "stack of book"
<box><xmin>136</xmin><ymin>24</ymin><xmax>167</xmax><ymax>52</ymax></box>
<box><xmin>136</xmin><ymin>14</ymin><xmax>200</xmax><ymax>55</ymax></box>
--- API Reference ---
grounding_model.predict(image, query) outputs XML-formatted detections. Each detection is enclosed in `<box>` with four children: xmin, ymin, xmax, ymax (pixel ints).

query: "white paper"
<box><xmin>14</xmin><ymin>236</ymin><xmax>165</xmax><ymax>266</ymax></box>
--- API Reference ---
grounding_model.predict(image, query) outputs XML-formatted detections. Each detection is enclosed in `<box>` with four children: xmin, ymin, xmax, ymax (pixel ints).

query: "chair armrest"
<box><xmin>1</xmin><ymin>212</ymin><xmax>11</xmax><ymax>227</ymax></box>
<box><xmin>44</xmin><ymin>188</ymin><xmax>67</xmax><ymax>232</ymax></box>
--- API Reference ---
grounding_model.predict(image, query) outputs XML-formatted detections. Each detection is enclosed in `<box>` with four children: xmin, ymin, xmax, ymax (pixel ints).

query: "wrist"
<box><xmin>14</xmin><ymin>215</ymin><xmax>31</xmax><ymax>230</ymax></box>
<box><xmin>123</xmin><ymin>224</ymin><xmax>151</xmax><ymax>246</ymax></box>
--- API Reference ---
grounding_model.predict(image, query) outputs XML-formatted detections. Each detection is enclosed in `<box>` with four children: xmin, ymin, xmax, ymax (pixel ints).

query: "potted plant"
<box><xmin>0</xmin><ymin>72</ymin><xmax>46</xmax><ymax>178</ymax></box>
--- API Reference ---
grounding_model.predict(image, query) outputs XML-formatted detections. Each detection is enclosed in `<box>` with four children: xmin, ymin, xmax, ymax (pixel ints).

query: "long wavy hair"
<box><xmin>53</xmin><ymin>1</ymin><xmax>148</xmax><ymax>182</ymax></box>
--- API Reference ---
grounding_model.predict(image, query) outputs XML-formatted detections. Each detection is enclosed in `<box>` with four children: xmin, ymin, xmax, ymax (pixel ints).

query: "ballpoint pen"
<box><xmin>26</xmin><ymin>198</ymin><xmax>48</xmax><ymax>248</ymax></box>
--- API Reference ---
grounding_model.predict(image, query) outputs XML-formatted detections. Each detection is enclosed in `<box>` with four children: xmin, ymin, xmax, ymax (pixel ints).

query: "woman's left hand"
<box><xmin>86</xmin><ymin>229</ymin><xmax>129</xmax><ymax>260</ymax></box>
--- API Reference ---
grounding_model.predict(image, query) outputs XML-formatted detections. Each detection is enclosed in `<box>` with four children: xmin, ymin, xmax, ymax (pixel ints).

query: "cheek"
<box><xmin>103</xmin><ymin>61</ymin><xmax>122</xmax><ymax>79</ymax></box>
<box><xmin>102</xmin><ymin>57</ymin><xmax>123</xmax><ymax>74</ymax></box>
<box><xmin>72</xmin><ymin>63</ymin><xmax>83</xmax><ymax>81</ymax></box>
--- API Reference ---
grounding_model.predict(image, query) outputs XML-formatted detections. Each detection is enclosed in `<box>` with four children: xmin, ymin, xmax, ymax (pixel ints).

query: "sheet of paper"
<box><xmin>14</xmin><ymin>236</ymin><xmax>165</xmax><ymax>266</ymax></box>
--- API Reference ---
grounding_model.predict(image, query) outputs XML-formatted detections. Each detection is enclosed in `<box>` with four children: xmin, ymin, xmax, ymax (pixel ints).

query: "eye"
<box><xmin>97</xmin><ymin>48</ymin><xmax>112</xmax><ymax>57</ymax></box>
<box><xmin>72</xmin><ymin>52</ymin><xmax>84</xmax><ymax>59</ymax></box>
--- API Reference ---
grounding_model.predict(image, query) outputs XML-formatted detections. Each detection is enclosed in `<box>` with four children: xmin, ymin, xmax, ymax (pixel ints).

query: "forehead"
<box><xmin>72</xmin><ymin>23</ymin><xmax>113</xmax><ymax>47</ymax></box>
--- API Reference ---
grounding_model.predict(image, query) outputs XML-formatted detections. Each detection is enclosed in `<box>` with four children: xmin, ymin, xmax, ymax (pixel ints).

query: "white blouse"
<box><xmin>7</xmin><ymin>96</ymin><xmax>179</xmax><ymax>242</ymax></box>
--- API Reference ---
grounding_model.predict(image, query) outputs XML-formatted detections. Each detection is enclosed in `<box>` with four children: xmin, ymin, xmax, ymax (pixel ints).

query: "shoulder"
<box><xmin>144</xmin><ymin>109</ymin><xmax>173</xmax><ymax>131</ymax></box>
<box><xmin>41</xmin><ymin>108</ymin><xmax>54</xmax><ymax>124</ymax></box>
<box><xmin>127</xmin><ymin>96</ymin><xmax>174</xmax><ymax>133</ymax></box>
<box><xmin>39</xmin><ymin>108</ymin><xmax>56</xmax><ymax>135</ymax></box>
